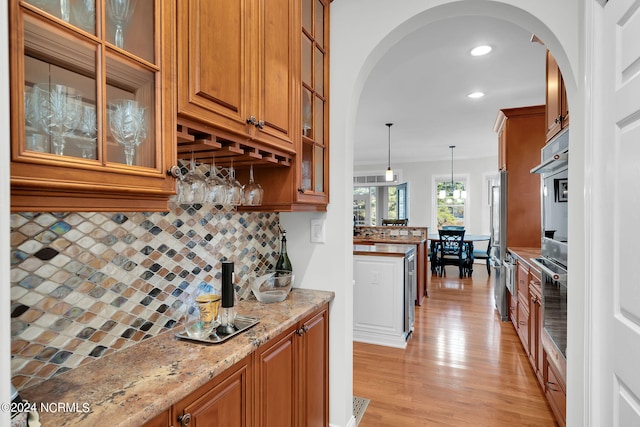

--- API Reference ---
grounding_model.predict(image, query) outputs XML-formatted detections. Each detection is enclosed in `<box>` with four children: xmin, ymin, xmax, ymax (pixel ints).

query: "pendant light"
<box><xmin>385</xmin><ymin>123</ymin><xmax>394</xmax><ymax>182</ymax></box>
<box><xmin>438</xmin><ymin>145</ymin><xmax>467</xmax><ymax>203</ymax></box>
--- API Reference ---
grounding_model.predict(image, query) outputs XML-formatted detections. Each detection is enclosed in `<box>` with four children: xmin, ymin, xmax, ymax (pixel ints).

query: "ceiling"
<box><xmin>353</xmin><ymin>15</ymin><xmax>548</xmax><ymax>167</ymax></box>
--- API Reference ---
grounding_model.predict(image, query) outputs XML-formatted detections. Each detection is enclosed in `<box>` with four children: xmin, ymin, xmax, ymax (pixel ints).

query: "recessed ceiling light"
<box><xmin>468</xmin><ymin>92</ymin><xmax>485</xmax><ymax>99</ymax></box>
<box><xmin>470</xmin><ymin>45</ymin><xmax>492</xmax><ymax>56</ymax></box>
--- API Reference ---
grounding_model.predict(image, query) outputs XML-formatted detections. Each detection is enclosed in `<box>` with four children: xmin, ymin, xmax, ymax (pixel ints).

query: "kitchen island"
<box><xmin>20</xmin><ymin>289</ymin><xmax>334</xmax><ymax>427</ymax></box>
<box><xmin>353</xmin><ymin>244</ymin><xmax>416</xmax><ymax>349</ymax></box>
<box><xmin>354</xmin><ymin>225</ymin><xmax>429</xmax><ymax>304</ymax></box>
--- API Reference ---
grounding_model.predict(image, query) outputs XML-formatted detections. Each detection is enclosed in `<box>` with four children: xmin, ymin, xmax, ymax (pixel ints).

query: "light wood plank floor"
<box><xmin>353</xmin><ymin>265</ymin><xmax>558</xmax><ymax>426</ymax></box>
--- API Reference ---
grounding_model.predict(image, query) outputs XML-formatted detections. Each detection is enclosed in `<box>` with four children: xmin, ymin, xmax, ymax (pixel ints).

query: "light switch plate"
<box><xmin>311</xmin><ymin>219</ymin><xmax>326</xmax><ymax>243</ymax></box>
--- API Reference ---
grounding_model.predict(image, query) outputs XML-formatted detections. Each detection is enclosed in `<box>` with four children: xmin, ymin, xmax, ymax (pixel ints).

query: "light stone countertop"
<box><xmin>20</xmin><ymin>288</ymin><xmax>335</xmax><ymax>427</ymax></box>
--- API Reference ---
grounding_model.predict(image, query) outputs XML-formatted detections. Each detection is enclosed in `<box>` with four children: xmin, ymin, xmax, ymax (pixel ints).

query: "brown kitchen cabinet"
<box><xmin>9</xmin><ymin>0</ymin><xmax>176</xmax><ymax>212</ymax></box>
<box><xmin>545</xmin><ymin>352</ymin><xmax>567</xmax><ymax>427</ymax></box>
<box><xmin>141</xmin><ymin>409</ymin><xmax>170</xmax><ymax>427</ymax></box>
<box><xmin>176</xmin><ymin>0</ymin><xmax>297</xmax><ymax>152</ymax></box>
<box><xmin>172</xmin><ymin>355</ymin><xmax>253</xmax><ymax>427</ymax></box>
<box><xmin>529</xmin><ymin>269</ymin><xmax>544</xmax><ymax>386</ymax></box>
<box><xmin>254</xmin><ymin>304</ymin><xmax>329</xmax><ymax>427</ymax></box>
<box><xmin>494</xmin><ymin>106</ymin><xmax>546</xmax><ymax>248</ymax></box>
<box><xmin>175</xmin><ymin>0</ymin><xmax>330</xmax><ymax>212</ymax></box>
<box><xmin>545</xmin><ymin>50</ymin><xmax>569</xmax><ymax>142</ymax></box>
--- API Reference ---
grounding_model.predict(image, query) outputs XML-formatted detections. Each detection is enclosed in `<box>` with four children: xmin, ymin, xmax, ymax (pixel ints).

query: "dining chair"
<box><xmin>435</xmin><ymin>229</ymin><xmax>468</xmax><ymax>278</ymax></box>
<box><xmin>382</xmin><ymin>219</ymin><xmax>408</xmax><ymax>226</ymax></box>
<box><xmin>472</xmin><ymin>236</ymin><xmax>491</xmax><ymax>275</ymax></box>
<box><xmin>441</xmin><ymin>225</ymin><xmax>465</xmax><ymax>230</ymax></box>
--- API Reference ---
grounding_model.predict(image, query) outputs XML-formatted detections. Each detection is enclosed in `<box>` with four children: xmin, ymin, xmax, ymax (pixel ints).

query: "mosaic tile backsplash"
<box><xmin>10</xmin><ymin>208</ymin><xmax>280</xmax><ymax>390</ymax></box>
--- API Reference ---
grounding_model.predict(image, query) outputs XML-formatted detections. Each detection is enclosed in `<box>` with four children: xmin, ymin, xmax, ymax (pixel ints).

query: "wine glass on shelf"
<box><xmin>76</xmin><ymin>104</ymin><xmax>97</xmax><ymax>159</ymax></box>
<box><xmin>107</xmin><ymin>0</ymin><xmax>137</xmax><ymax>49</ymax></box>
<box><xmin>35</xmin><ymin>84</ymin><xmax>83</xmax><ymax>156</ymax></box>
<box><xmin>241</xmin><ymin>164</ymin><xmax>264</xmax><ymax>206</ymax></box>
<box><xmin>71</xmin><ymin>0</ymin><xmax>96</xmax><ymax>32</ymax></box>
<box><xmin>108</xmin><ymin>99</ymin><xmax>147</xmax><ymax>166</ymax></box>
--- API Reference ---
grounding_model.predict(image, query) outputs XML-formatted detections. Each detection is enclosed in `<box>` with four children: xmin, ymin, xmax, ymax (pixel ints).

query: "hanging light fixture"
<box><xmin>385</xmin><ymin>123</ymin><xmax>394</xmax><ymax>181</ymax></box>
<box><xmin>438</xmin><ymin>145</ymin><xmax>467</xmax><ymax>203</ymax></box>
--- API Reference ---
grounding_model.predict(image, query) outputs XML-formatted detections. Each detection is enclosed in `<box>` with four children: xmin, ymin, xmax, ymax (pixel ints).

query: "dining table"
<box><xmin>427</xmin><ymin>233</ymin><xmax>490</xmax><ymax>276</ymax></box>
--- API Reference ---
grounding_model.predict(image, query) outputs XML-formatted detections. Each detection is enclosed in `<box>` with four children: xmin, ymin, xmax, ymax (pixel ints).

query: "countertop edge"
<box><xmin>20</xmin><ymin>288</ymin><xmax>335</xmax><ymax>426</ymax></box>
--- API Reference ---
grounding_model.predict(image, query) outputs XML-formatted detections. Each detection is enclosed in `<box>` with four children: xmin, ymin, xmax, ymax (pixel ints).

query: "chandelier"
<box><xmin>438</xmin><ymin>145</ymin><xmax>467</xmax><ymax>203</ymax></box>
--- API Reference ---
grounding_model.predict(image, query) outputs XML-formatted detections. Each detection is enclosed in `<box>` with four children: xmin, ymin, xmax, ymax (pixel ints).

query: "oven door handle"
<box><xmin>530</xmin><ymin>258</ymin><xmax>567</xmax><ymax>284</ymax></box>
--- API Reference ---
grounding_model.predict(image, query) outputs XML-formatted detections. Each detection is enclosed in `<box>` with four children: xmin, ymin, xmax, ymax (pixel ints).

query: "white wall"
<box><xmin>355</xmin><ymin>156</ymin><xmax>496</xmax><ymax>234</ymax></box>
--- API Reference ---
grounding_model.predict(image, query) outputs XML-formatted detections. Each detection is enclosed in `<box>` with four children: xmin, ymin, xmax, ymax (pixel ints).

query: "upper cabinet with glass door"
<box><xmin>10</xmin><ymin>0</ymin><xmax>175</xmax><ymax>212</ymax></box>
<box><xmin>298</xmin><ymin>0</ymin><xmax>329</xmax><ymax>205</ymax></box>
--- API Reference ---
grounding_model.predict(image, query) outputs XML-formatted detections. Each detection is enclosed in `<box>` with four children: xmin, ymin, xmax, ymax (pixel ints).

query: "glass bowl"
<box><xmin>250</xmin><ymin>270</ymin><xmax>294</xmax><ymax>303</ymax></box>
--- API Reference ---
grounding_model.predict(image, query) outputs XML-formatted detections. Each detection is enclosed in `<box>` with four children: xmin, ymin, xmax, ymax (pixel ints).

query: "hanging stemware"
<box><xmin>241</xmin><ymin>164</ymin><xmax>264</xmax><ymax>206</ymax></box>
<box><xmin>225</xmin><ymin>162</ymin><xmax>243</xmax><ymax>207</ymax></box>
<box><xmin>206</xmin><ymin>157</ymin><xmax>229</xmax><ymax>206</ymax></box>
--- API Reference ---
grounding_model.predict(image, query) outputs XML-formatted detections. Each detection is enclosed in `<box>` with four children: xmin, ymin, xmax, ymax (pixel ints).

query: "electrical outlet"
<box><xmin>310</xmin><ymin>219</ymin><xmax>326</xmax><ymax>243</ymax></box>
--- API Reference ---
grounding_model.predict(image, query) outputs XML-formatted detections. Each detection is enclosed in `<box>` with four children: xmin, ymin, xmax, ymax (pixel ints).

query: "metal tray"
<box><xmin>175</xmin><ymin>316</ymin><xmax>260</xmax><ymax>344</ymax></box>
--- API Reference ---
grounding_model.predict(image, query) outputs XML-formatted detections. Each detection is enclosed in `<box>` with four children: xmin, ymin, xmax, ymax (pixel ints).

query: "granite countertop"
<box><xmin>353</xmin><ymin>243</ymin><xmax>416</xmax><ymax>257</ymax></box>
<box><xmin>20</xmin><ymin>288</ymin><xmax>335</xmax><ymax>427</ymax></box>
<box><xmin>353</xmin><ymin>237</ymin><xmax>427</xmax><ymax>245</ymax></box>
<box><xmin>508</xmin><ymin>247</ymin><xmax>542</xmax><ymax>270</ymax></box>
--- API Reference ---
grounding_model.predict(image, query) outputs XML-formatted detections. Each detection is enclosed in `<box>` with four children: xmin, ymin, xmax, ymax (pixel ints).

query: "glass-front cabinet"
<box><xmin>299</xmin><ymin>0</ymin><xmax>328</xmax><ymax>201</ymax></box>
<box><xmin>10</xmin><ymin>0</ymin><xmax>175</xmax><ymax>212</ymax></box>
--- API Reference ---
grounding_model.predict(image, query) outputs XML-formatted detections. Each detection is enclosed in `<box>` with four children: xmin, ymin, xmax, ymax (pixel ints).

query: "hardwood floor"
<box><xmin>353</xmin><ymin>265</ymin><xmax>558</xmax><ymax>426</ymax></box>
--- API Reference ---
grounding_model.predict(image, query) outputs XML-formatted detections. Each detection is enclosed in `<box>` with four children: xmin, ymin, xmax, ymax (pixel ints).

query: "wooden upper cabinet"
<box><xmin>175</xmin><ymin>0</ymin><xmax>330</xmax><ymax>212</ymax></box>
<box><xmin>545</xmin><ymin>50</ymin><xmax>569</xmax><ymax>142</ymax></box>
<box><xmin>9</xmin><ymin>0</ymin><xmax>176</xmax><ymax>212</ymax></box>
<box><xmin>176</xmin><ymin>0</ymin><xmax>296</xmax><ymax>152</ymax></box>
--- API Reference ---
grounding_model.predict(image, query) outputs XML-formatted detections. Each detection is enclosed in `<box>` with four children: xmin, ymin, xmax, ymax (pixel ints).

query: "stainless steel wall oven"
<box><xmin>531</xmin><ymin>128</ymin><xmax>569</xmax><ymax>380</ymax></box>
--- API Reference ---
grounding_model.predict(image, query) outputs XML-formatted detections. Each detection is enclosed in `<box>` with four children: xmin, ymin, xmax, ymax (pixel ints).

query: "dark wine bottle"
<box><xmin>276</xmin><ymin>229</ymin><xmax>293</xmax><ymax>272</ymax></box>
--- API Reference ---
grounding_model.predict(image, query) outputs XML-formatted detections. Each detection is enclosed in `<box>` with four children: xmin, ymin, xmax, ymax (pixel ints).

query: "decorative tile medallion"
<box><xmin>10</xmin><ymin>208</ymin><xmax>280</xmax><ymax>390</ymax></box>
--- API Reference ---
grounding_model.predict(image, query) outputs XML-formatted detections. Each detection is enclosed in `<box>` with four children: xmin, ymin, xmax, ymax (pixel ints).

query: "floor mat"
<box><xmin>353</xmin><ymin>396</ymin><xmax>370</xmax><ymax>426</ymax></box>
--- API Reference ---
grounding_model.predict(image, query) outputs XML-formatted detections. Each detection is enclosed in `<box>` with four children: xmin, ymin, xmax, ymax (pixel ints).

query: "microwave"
<box><xmin>531</xmin><ymin>129</ymin><xmax>569</xmax><ymax>267</ymax></box>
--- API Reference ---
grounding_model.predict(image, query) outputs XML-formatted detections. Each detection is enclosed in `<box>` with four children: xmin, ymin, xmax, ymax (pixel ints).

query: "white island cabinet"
<box><xmin>353</xmin><ymin>244</ymin><xmax>416</xmax><ymax>349</ymax></box>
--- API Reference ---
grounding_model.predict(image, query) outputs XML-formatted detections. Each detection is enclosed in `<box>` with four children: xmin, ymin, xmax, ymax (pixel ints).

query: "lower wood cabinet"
<box><xmin>172</xmin><ymin>355</ymin><xmax>253</xmax><ymax>427</ymax></box>
<box><xmin>143</xmin><ymin>304</ymin><xmax>329</xmax><ymax>427</ymax></box>
<box><xmin>255</xmin><ymin>305</ymin><xmax>329</xmax><ymax>427</ymax></box>
<box><xmin>510</xmin><ymin>251</ymin><xmax>565</xmax><ymax>427</ymax></box>
<box><xmin>545</xmin><ymin>352</ymin><xmax>567</xmax><ymax>427</ymax></box>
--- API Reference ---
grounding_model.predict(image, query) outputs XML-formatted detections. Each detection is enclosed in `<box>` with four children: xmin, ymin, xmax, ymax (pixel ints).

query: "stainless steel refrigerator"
<box><xmin>489</xmin><ymin>170</ymin><xmax>509</xmax><ymax>321</ymax></box>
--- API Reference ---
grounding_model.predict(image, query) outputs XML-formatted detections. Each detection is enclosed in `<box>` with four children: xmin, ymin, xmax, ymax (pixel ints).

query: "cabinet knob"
<box><xmin>296</xmin><ymin>325</ymin><xmax>309</xmax><ymax>336</ymax></box>
<box><xmin>298</xmin><ymin>187</ymin><xmax>305</xmax><ymax>193</ymax></box>
<box><xmin>255</xmin><ymin>120</ymin><xmax>265</xmax><ymax>129</ymax></box>
<box><xmin>546</xmin><ymin>381</ymin><xmax>560</xmax><ymax>392</ymax></box>
<box><xmin>178</xmin><ymin>413</ymin><xmax>192</xmax><ymax>426</ymax></box>
<box><xmin>246</xmin><ymin>116</ymin><xmax>258</xmax><ymax>126</ymax></box>
<box><xmin>167</xmin><ymin>165</ymin><xmax>182</xmax><ymax>178</ymax></box>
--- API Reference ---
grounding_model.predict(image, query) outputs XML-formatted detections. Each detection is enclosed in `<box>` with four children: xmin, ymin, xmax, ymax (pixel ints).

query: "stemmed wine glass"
<box><xmin>108</xmin><ymin>99</ymin><xmax>147</xmax><ymax>166</ymax></box>
<box><xmin>76</xmin><ymin>104</ymin><xmax>97</xmax><ymax>159</ymax></box>
<box><xmin>225</xmin><ymin>164</ymin><xmax>243</xmax><ymax>207</ymax></box>
<box><xmin>107</xmin><ymin>0</ymin><xmax>136</xmax><ymax>49</ymax></box>
<box><xmin>206</xmin><ymin>157</ymin><xmax>229</xmax><ymax>206</ymax></box>
<box><xmin>241</xmin><ymin>164</ymin><xmax>264</xmax><ymax>206</ymax></box>
<box><xmin>35</xmin><ymin>84</ymin><xmax>83</xmax><ymax>156</ymax></box>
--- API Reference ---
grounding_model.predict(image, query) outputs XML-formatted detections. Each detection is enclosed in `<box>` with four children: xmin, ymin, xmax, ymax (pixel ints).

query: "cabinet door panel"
<box><xmin>178</xmin><ymin>0</ymin><xmax>249</xmax><ymax>133</ymax></box>
<box><xmin>255</xmin><ymin>329</ymin><xmax>296</xmax><ymax>427</ymax></box>
<box><xmin>255</xmin><ymin>0</ymin><xmax>296</xmax><ymax>148</ymax></box>
<box><xmin>301</xmin><ymin>308</ymin><xmax>329</xmax><ymax>427</ymax></box>
<box><xmin>174</xmin><ymin>359</ymin><xmax>251</xmax><ymax>427</ymax></box>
